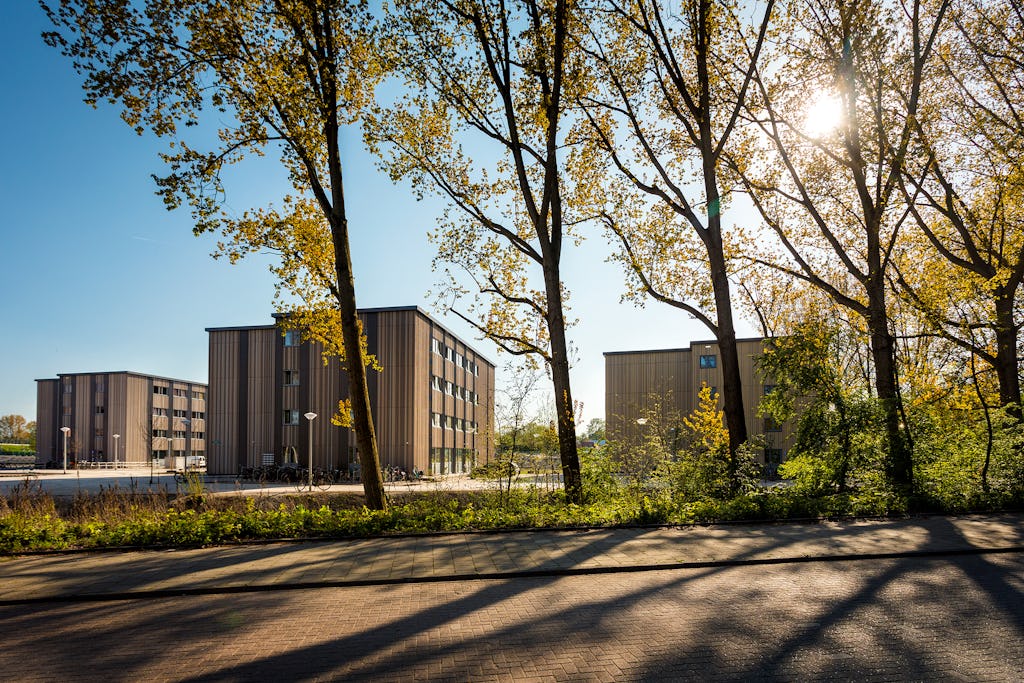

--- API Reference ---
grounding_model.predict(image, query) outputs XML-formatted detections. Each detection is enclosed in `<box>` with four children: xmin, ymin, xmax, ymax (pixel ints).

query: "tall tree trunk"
<box><xmin>544</xmin><ymin>268</ymin><xmax>583</xmax><ymax>504</ymax></box>
<box><xmin>711</xmin><ymin>262</ymin><xmax>748</xmax><ymax>486</ymax></box>
<box><xmin>993</xmin><ymin>291</ymin><xmax>1022</xmax><ymax>416</ymax></box>
<box><xmin>332</xmin><ymin>220</ymin><xmax>387</xmax><ymax>511</ymax></box>
<box><xmin>705</xmin><ymin>168</ymin><xmax>747</xmax><ymax>488</ymax></box>
<box><xmin>867</xmin><ymin>279</ymin><xmax>912</xmax><ymax>492</ymax></box>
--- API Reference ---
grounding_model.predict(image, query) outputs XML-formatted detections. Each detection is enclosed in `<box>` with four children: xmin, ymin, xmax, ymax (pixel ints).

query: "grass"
<box><xmin>1</xmin><ymin>476</ymin><xmax>1020</xmax><ymax>554</ymax></box>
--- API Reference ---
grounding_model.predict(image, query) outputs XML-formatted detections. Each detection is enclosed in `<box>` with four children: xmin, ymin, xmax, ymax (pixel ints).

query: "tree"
<box><xmin>577</xmin><ymin>0</ymin><xmax>775</xmax><ymax>490</ymax></box>
<box><xmin>0</xmin><ymin>415</ymin><xmax>31</xmax><ymax>442</ymax></box>
<box><xmin>895</xmin><ymin>0</ymin><xmax>1024</xmax><ymax>414</ymax></box>
<box><xmin>368</xmin><ymin>0</ymin><xmax>585</xmax><ymax>502</ymax></box>
<box><xmin>43</xmin><ymin>0</ymin><xmax>388</xmax><ymax>508</ymax></box>
<box><xmin>736</xmin><ymin>0</ymin><xmax>950</xmax><ymax>492</ymax></box>
<box><xmin>494</xmin><ymin>361</ymin><xmax>543</xmax><ymax>497</ymax></box>
<box><xmin>583</xmin><ymin>418</ymin><xmax>605</xmax><ymax>441</ymax></box>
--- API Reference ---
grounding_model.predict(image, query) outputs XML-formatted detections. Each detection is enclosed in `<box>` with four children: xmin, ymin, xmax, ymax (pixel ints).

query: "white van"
<box><xmin>184</xmin><ymin>455</ymin><xmax>207</xmax><ymax>470</ymax></box>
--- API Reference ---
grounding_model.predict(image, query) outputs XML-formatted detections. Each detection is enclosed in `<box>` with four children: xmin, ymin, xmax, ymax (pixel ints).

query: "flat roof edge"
<box><xmin>604</xmin><ymin>336</ymin><xmax>771</xmax><ymax>357</ymax></box>
<box><xmin>36</xmin><ymin>371</ymin><xmax>207</xmax><ymax>385</ymax></box>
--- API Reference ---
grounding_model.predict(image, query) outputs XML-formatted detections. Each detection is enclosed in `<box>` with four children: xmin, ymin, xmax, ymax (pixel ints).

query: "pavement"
<box><xmin>1</xmin><ymin>512</ymin><xmax>1022</xmax><ymax>605</ymax></box>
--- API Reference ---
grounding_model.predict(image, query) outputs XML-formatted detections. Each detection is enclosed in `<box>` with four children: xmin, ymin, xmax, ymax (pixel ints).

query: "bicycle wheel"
<box><xmin>314</xmin><ymin>470</ymin><xmax>333</xmax><ymax>490</ymax></box>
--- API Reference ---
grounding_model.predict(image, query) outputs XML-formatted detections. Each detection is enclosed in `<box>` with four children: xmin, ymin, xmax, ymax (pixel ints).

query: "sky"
<box><xmin>0</xmin><ymin>3</ymin><xmax>753</xmax><ymax>430</ymax></box>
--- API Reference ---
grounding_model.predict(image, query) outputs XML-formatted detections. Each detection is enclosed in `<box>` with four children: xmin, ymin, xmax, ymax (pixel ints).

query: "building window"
<box><xmin>173</xmin><ymin>409</ymin><xmax>189</xmax><ymax>418</ymax></box>
<box><xmin>173</xmin><ymin>388</ymin><xmax>187</xmax><ymax>397</ymax></box>
<box><xmin>764</xmin><ymin>417</ymin><xmax>782</xmax><ymax>433</ymax></box>
<box><xmin>95</xmin><ymin>406</ymin><xmax>105</xmax><ymax>414</ymax></box>
<box><xmin>193</xmin><ymin>431</ymin><xmax>205</xmax><ymax>440</ymax></box>
<box><xmin>64</xmin><ymin>383</ymin><xmax>73</xmax><ymax>394</ymax></box>
<box><xmin>284</xmin><ymin>330</ymin><xmax>301</xmax><ymax>347</ymax></box>
<box><xmin>153</xmin><ymin>408</ymin><xmax>168</xmax><ymax>417</ymax></box>
<box><xmin>445</xmin><ymin>347</ymin><xmax>454</xmax><ymax>362</ymax></box>
<box><xmin>191</xmin><ymin>411</ymin><xmax>205</xmax><ymax>420</ymax></box>
<box><xmin>284</xmin><ymin>370</ymin><xmax>299</xmax><ymax>386</ymax></box>
<box><xmin>445</xmin><ymin>381</ymin><xmax>454</xmax><ymax>396</ymax></box>
<box><xmin>455</xmin><ymin>353</ymin><xmax>464</xmax><ymax>368</ymax></box>
<box><xmin>63</xmin><ymin>406</ymin><xmax>72</xmax><ymax>415</ymax></box>
<box><xmin>431</xmin><ymin>376</ymin><xmax>442</xmax><ymax>392</ymax></box>
<box><xmin>154</xmin><ymin>429</ymin><xmax>168</xmax><ymax>438</ymax></box>
<box><xmin>699</xmin><ymin>354</ymin><xmax>717</xmax><ymax>369</ymax></box>
<box><xmin>174</xmin><ymin>430</ymin><xmax>187</xmax><ymax>439</ymax></box>
<box><xmin>96</xmin><ymin>382</ymin><xmax>105</xmax><ymax>393</ymax></box>
<box><xmin>432</xmin><ymin>338</ymin><xmax>442</xmax><ymax>355</ymax></box>
<box><xmin>192</xmin><ymin>390</ymin><xmax>205</xmax><ymax>400</ymax></box>
<box><xmin>763</xmin><ymin>384</ymin><xmax>776</xmax><ymax>395</ymax></box>
<box><xmin>154</xmin><ymin>386</ymin><xmax>168</xmax><ymax>395</ymax></box>
<box><xmin>431</xmin><ymin>413</ymin><xmax>441</xmax><ymax>428</ymax></box>
<box><xmin>283</xmin><ymin>409</ymin><xmax>300</xmax><ymax>425</ymax></box>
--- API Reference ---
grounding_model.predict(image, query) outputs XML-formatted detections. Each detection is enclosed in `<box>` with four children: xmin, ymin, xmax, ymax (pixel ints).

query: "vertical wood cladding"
<box><xmin>34</xmin><ymin>380</ymin><xmax>59</xmax><ymax>465</ymax></box>
<box><xmin>34</xmin><ymin>372</ymin><xmax>206</xmax><ymax>466</ymax></box>
<box><xmin>604</xmin><ymin>338</ymin><xmax>794</xmax><ymax>463</ymax></box>
<box><xmin>206</xmin><ymin>308</ymin><xmax>496</xmax><ymax>476</ymax></box>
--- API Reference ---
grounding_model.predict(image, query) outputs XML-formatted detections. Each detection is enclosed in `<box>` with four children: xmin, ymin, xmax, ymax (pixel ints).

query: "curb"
<box><xmin>2</xmin><ymin>543</ymin><xmax>1021</xmax><ymax>608</ymax></box>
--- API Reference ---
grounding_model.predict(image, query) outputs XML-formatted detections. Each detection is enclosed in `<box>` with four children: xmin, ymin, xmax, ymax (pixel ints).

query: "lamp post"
<box><xmin>60</xmin><ymin>427</ymin><xmax>71</xmax><ymax>474</ymax></box>
<box><xmin>304</xmin><ymin>412</ymin><xmax>318</xmax><ymax>489</ymax></box>
<box><xmin>113</xmin><ymin>434</ymin><xmax>120</xmax><ymax>469</ymax></box>
<box><xmin>179</xmin><ymin>417</ymin><xmax>191</xmax><ymax>472</ymax></box>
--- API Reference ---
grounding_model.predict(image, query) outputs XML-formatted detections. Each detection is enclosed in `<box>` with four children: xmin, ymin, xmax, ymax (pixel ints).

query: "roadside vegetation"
<box><xmin>3</xmin><ymin>398</ymin><xmax>1021</xmax><ymax>554</ymax></box>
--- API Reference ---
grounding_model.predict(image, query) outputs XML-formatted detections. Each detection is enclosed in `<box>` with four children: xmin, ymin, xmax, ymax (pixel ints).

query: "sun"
<box><xmin>803</xmin><ymin>91</ymin><xmax>844</xmax><ymax>138</ymax></box>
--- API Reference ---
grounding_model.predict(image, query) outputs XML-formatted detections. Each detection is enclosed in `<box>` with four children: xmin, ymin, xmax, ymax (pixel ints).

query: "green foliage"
<box><xmin>0</xmin><ymin>444</ymin><xmax>34</xmax><ymax>454</ymax></box>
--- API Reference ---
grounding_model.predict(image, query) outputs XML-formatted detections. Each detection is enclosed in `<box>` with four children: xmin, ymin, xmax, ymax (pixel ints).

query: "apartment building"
<box><xmin>605</xmin><ymin>338</ymin><xmax>792</xmax><ymax>474</ymax></box>
<box><xmin>36</xmin><ymin>372</ymin><xmax>207</xmax><ymax>467</ymax></box>
<box><xmin>206</xmin><ymin>306</ymin><xmax>495</xmax><ymax>476</ymax></box>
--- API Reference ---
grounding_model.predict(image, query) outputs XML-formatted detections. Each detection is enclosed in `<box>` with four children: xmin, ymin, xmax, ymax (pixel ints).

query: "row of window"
<box><xmin>151</xmin><ymin>430</ymin><xmax>206</xmax><ymax>439</ymax></box>
<box><xmin>152</xmin><ymin>408</ymin><xmax>205</xmax><ymax>419</ymax></box>
<box><xmin>431</xmin><ymin>339</ymin><xmax>481</xmax><ymax>375</ymax></box>
<box><xmin>152</xmin><ymin>449</ymin><xmax>205</xmax><ymax>458</ymax></box>
<box><xmin>430</xmin><ymin>376</ymin><xmax>481</xmax><ymax>404</ymax></box>
<box><xmin>283</xmin><ymin>409</ymin><xmax>311</xmax><ymax>426</ymax></box>
<box><xmin>153</xmin><ymin>386</ymin><xmax>206</xmax><ymax>399</ymax></box>
<box><xmin>431</xmin><ymin>413</ymin><xmax>479</xmax><ymax>433</ymax></box>
<box><xmin>429</xmin><ymin>447</ymin><xmax>475</xmax><ymax>475</ymax></box>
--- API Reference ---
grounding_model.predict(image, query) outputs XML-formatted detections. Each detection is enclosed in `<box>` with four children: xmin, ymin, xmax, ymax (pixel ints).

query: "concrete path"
<box><xmin>1</xmin><ymin>513</ymin><xmax>1022</xmax><ymax>605</ymax></box>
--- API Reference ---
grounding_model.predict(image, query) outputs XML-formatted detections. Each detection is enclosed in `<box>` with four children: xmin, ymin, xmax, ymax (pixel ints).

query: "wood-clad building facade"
<box><xmin>605</xmin><ymin>338</ymin><xmax>793</xmax><ymax>474</ymax></box>
<box><xmin>35</xmin><ymin>372</ymin><xmax>207</xmax><ymax>467</ymax></box>
<box><xmin>206</xmin><ymin>306</ymin><xmax>495</xmax><ymax>476</ymax></box>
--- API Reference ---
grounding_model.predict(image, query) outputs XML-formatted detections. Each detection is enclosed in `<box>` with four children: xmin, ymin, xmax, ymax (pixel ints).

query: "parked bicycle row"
<box><xmin>236</xmin><ymin>463</ymin><xmax>356</xmax><ymax>488</ymax></box>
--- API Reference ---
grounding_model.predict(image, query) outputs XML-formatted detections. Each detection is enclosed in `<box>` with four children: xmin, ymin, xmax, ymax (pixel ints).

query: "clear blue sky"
<box><xmin>0</xmin><ymin>3</ymin><xmax>745</xmax><ymax>430</ymax></box>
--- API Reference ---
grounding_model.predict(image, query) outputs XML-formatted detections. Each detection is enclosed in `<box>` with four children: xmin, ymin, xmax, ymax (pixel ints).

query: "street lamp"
<box><xmin>304</xmin><ymin>412</ymin><xmax>318</xmax><ymax>489</ymax></box>
<box><xmin>179</xmin><ymin>417</ymin><xmax>191</xmax><ymax>472</ymax></box>
<box><xmin>113</xmin><ymin>434</ymin><xmax>120</xmax><ymax>469</ymax></box>
<box><xmin>60</xmin><ymin>427</ymin><xmax>71</xmax><ymax>474</ymax></box>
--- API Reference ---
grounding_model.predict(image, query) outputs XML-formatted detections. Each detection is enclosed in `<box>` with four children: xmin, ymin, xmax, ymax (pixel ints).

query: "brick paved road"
<box><xmin>3</xmin><ymin>552</ymin><xmax>1022</xmax><ymax>681</ymax></box>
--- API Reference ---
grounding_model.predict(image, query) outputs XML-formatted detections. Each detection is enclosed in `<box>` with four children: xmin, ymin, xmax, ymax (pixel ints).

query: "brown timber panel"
<box><xmin>208</xmin><ymin>330</ymin><xmax>241</xmax><ymax>474</ymax></box>
<box><xmin>247</xmin><ymin>329</ymin><xmax>277</xmax><ymax>463</ymax></box>
<box><xmin>35</xmin><ymin>380</ymin><xmax>59</xmax><ymax>464</ymax></box>
<box><xmin>125</xmin><ymin>374</ymin><xmax>149</xmax><ymax>462</ymax></box>
<box><xmin>373</xmin><ymin>310</ymin><xmax>417</xmax><ymax>471</ymax></box>
<box><xmin>605</xmin><ymin>351</ymin><xmax>689</xmax><ymax>442</ymax></box>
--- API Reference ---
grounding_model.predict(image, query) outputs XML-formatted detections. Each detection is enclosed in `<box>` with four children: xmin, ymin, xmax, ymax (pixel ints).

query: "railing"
<box><xmin>73</xmin><ymin>461</ymin><xmax>156</xmax><ymax>470</ymax></box>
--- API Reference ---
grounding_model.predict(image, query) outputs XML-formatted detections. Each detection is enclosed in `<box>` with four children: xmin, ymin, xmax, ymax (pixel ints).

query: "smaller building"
<box><xmin>206</xmin><ymin>306</ymin><xmax>496</xmax><ymax>477</ymax></box>
<box><xmin>36</xmin><ymin>372</ymin><xmax>207</xmax><ymax>468</ymax></box>
<box><xmin>605</xmin><ymin>338</ymin><xmax>793</xmax><ymax>474</ymax></box>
